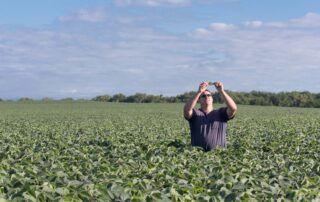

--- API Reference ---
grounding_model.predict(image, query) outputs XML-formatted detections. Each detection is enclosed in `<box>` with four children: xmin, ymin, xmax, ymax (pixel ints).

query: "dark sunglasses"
<box><xmin>201</xmin><ymin>94</ymin><xmax>212</xmax><ymax>98</ymax></box>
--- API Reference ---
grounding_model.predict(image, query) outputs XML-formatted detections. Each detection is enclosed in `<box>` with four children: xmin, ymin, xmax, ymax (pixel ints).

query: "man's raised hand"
<box><xmin>198</xmin><ymin>82</ymin><xmax>208</xmax><ymax>93</ymax></box>
<box><xmin>213</xmin><ymin>81</ymin><xmax>224</xmax><ymax>93</ymax></box>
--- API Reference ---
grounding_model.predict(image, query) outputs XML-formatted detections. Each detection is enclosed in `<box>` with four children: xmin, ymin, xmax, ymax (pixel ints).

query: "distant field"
<box><xmin>0</xmin><ymin>102</ymin><xmax>319</xmax><ymax>201</ymax></box>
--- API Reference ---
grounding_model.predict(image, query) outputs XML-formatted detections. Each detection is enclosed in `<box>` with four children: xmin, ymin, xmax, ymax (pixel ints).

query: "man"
<box><xmin>184</xmin><ymin>81</ymin><xmax>237</xmax><ymax>151</ymax></box>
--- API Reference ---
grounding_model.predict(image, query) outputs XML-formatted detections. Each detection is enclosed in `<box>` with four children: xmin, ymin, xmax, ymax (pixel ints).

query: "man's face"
<box><xmin>199</xmin><ymin>91</ymin><xmax>213</xmax><ymax>105</ymax></box>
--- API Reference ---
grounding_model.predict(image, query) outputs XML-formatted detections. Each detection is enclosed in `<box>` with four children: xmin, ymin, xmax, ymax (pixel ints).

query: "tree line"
<box><xmin>2</xmin><ymin>91</ymin><xmax>320</xmax><ymax>108</ymax></box>
<box><xmin>92</xmin><ymin>91</ymin><xmax>320</xmax><ymax>108</ymax></box>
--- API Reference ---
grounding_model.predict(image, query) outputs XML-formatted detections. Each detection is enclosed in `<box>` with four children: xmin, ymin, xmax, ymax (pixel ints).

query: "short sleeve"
<box><xmin>219</xmin><ymin>107</ymin><xmax>233</xmax><ymax>122</ymax></box>
<box><xmin>185</xmin><ymin>108</ymin><xmax>197</xmax><ymax>122</ymax></box>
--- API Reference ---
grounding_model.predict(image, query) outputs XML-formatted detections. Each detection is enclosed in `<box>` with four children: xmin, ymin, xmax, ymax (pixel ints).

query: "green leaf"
<box><xmin>56</xmin><ymin>187</ymin><xmax>70</xmax><ymax>196</ymax></box>
<box><xmin>22</xmin><ymin>192</ymin><xmax>37</xmax><ymax>202</ymax></box>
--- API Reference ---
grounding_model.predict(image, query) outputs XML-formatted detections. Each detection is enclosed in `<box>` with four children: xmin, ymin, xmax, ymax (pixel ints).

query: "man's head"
<box><xmin>199</xmin><ymin>89</ymin><xmax>213</xmax><ymax>108</ymax></box>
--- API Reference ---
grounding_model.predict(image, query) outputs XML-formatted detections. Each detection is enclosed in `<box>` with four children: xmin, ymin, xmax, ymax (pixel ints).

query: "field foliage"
<box><xmin>0</xmin><ymin>102</ymin><xmax>319</xmax><ymax>201</ymax></box>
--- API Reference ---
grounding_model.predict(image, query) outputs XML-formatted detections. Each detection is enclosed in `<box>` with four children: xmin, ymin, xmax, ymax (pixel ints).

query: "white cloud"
<box><xmin>114</xmin><ymin>0</ymin><xmax>235</xmax><ymax>7</ymax></box>
<box><xmin>0</xmin><ymin>21</ymin><xmax>195</xmax><ymax>98</ymax></box>
<box><xmin>193</xmin><ymin>12</ymin><xmax>320</xmax><ymax>33</ymax></box>
<box><xmin>242</xmin><ymin>13</ymin><xmax>320</xmax><ymax>29</ymax></box>
<box><xmin>60</xmin><ymin>88</ymin><xmax>78</xmax><ymax>94</ymax></box>
<box><xmin>243</xmin><ymin>21</ymin><xmax>263</xmax><ymax>28</ymax></box>
<box><xmin>263</xmin><ymin>22</ymin><xmax>286</xmax><ymax>28</ymax></box>
<box><xmin>188</xmin><ymin>13</ymin><xmax>320</xmax><ymax>92</ymax></box>
<box><xmin>59</xmin><ymin>8</ymin><xmax>106</xmax><ymax>22</ymax></box>
<box><xmin>114</xmin><ymin>0</ymin><xmax>191</xmax><ymax>7</ymax></box>
<box><xmin>1</xmin><ymin>12</ymin><xmax>320</xmax><ymax>99</ymax></box>
<box><xmin>209</xmin><ymin>23</ymin><xmax>236</xmax><ymax>31</ymax></box>
<box><xmin>290</xmin><ymin>12</ymin><xmax>320</xmax><ymax>27</ymax></box>
<box><xmin>193</xmin><ymin>28</ymin><xmax>211</xmax><ymax>36</ymax></box>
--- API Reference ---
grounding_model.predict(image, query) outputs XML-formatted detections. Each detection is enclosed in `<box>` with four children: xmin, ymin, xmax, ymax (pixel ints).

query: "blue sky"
<box><xmin>1</xmin><ymin>0</ymin><xmax>320</xmax><ymax>99</ymax></box>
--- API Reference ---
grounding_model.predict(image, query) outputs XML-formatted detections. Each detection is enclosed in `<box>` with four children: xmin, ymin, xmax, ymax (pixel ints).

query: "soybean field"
<box><xmin>0</xmin><ymin>102</ymin><xmax>319</xmax><ymax>201</ymax></box>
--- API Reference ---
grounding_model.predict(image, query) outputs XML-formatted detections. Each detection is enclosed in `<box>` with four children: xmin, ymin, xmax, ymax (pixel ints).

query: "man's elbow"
<box><xmin>232</xmin><ymin>105</ymin><xmax>237</xmax><ymax>113</ymax></box>
<box><xmin>228</xmin><ymin>106</ymin><xmax>237</xmax><ymax>118</ymax></box>
<box><xmin>231</xmin><ymin>106</ymin><xmax>237</xmax><ymax>115</ymax></box>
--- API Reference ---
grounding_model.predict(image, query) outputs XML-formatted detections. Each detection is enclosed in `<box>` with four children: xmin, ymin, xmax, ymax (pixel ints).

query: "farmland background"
<box><xmin>0</xmin><ymin>101</ymin><xmax>319</xmax><ymax>201</ymax></box>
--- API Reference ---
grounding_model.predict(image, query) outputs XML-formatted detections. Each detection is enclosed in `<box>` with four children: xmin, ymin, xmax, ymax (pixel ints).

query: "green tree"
<box><xmin>111</xmin><ymin>93</ymin><xmax>126</xmax><ymax>102</ymax></box>
<box><xmin>60</xmin><ymin>97</ymin><xmax>74</xmax><ymax>101</ymax></box>
<box><xmin>93</xmin><ymin>95</ymin><xmax>111</xmax><ymax>102</ymax></box>
<box><xmin>18</xmin><ymin>97</ymin><xmax>34</xmax><ymax>102</ymax></box>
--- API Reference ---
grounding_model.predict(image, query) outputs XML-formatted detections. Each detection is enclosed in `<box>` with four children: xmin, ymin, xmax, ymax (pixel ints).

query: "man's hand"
<box><xmin>184</xmin><ymin>82</ymin><xmax>208</xmax><ymax>120</ymax></box>
<box><xmin>198</xmin><ymin>82</ymin><xmax>208</xmax><ymax>93</ymax></box>
<box><xmin>213</xmin><ymin>81</ymin><xmax>224</xmax><ymax>93</ymax></box>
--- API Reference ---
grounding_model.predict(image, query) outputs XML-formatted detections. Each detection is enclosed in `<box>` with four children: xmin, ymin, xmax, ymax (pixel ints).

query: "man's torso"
<box><xmin>187</xmin><ymin>107</ymin><xmax>230</xmax><ymax>151</ymax></box>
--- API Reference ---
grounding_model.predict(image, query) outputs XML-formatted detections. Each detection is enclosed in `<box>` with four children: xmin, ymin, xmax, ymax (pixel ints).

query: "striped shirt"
<box><xmin>187</xmin><ymin>107</ymin><xmax>232</xmax><ymax>151</ymax></box>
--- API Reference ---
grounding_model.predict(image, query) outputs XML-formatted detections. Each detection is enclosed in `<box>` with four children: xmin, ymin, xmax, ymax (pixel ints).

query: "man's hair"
<box><xmin>203</xmin><ymin>89</ymin><xmax>211</xmax><ymax>94</ymax></box>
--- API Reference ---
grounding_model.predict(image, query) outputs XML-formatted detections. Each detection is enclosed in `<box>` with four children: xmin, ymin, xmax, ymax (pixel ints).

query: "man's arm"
<box><xmin>214</xmin><ymin>81</ymin><xmax>237</xmax><ymax>119</ymax></box>
<box><xmin>183</xmin><ymin>82</ymin><xmax>208</xmax><ymax>120</ymax></box>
